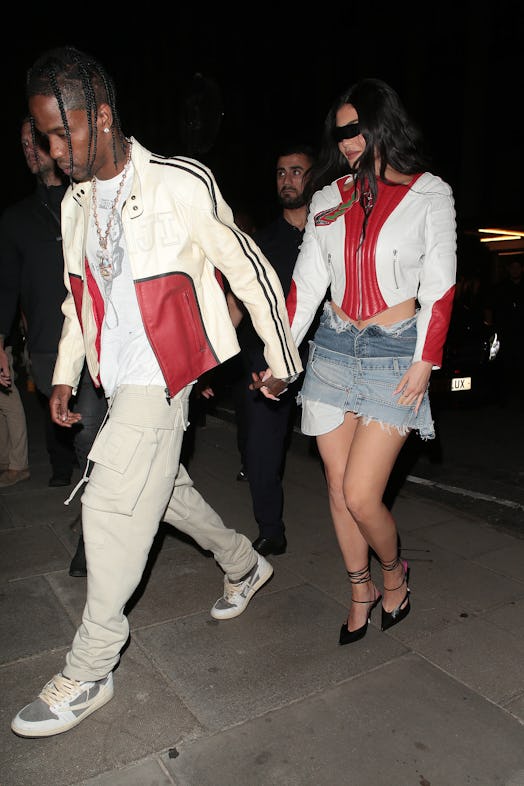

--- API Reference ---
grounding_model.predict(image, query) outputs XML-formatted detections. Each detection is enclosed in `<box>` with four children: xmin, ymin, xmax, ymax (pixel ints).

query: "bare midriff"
<box><xmin>330</xmin><ymin>298</ymin><xmax>417</xmax><ymax>330</ymax></box>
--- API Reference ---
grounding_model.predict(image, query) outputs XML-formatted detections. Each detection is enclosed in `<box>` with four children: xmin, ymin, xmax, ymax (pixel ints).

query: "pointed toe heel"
<box><xmin>381</xmin><ymin>592</ymin><xmax>411</xmax><ymax>631</ymax></box>
<box><xmin>380</xmin><ymin>557</ymin><xmax>411</xmax><ymax>632</ymax></box>
<box><xmin>339</xmin><ymin>620</ymin><xmax>368</xmax><ymax>645</ymax></box>
<box><xmin>338</xmin><ymin>565</ymin><xmax>382</xmax><ymax>646</ymax></box>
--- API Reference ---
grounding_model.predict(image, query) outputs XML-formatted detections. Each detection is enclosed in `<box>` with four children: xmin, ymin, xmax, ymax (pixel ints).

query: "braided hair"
<box><xmin>26</xmin><ymin>46</ymin><xmax>126</xmax><ymax>182</ymax></box>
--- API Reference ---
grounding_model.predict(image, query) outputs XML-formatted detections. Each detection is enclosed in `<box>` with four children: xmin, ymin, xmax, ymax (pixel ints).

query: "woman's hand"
<box><xmin>394</xmin><ymin>360</ymin><xmax>432</xmax><ymax>414</ymax></box>
<box><xmin>194</xmin><ymin>371</ymin><xmax>215</xmax><ymax>400</ymax></box>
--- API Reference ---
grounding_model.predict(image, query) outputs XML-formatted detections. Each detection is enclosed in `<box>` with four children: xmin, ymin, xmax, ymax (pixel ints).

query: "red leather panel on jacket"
<box><xmin>69</xmin><ymin>266</ymin><xmax>104</xmax><ymax>385</ymax></box>
<box><xmin>69</xmin><ymin>274</ymin><xmax>83</xmax><ymax>327</ymax></box>
<box><xmin>423</xmin><ymin>284</ymin><xmax>455</xmax><ymax>367</ymax></box>
<box><xmin>286</xmin><ymin>279</ymin><xmax>297</xmax><ymax>326</ymax></box>
<box><xmin>85</xmin><ymin>262</ymin><xmax>104</xmax><ymax>364</ymax></box>
<box><xmin>214</xmin><ymin>268</ymin><xmax>225</xmax><ymax>290</ymax></box>
<box><xmin>340</xmin><ymin>178</ymin><xmax>420</xmax><ymax>321</ymax></box>
<box><xmin>135</xmin><ymin>272</ymin><xmax>219</xmax><ymax>397</ymax></box>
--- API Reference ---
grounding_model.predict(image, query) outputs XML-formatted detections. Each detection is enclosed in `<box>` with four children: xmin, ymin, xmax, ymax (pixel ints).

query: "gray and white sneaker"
<box><xmin>11</xmin><ymin>672</ymin><xmax>114</xmax><ymax>738</ymax></box>
<box><xmin>211</xmin><ymin>554</ymin><xmax>273</xmax><ymax>620</ymax></box>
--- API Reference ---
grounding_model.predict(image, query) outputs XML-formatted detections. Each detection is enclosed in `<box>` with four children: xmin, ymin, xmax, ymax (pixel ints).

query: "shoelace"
<box><xmin>39</xmin><ymin>674</ymin><xmax>81</xmax><ymax>706</ymax></box>
<box><xmin>223</xmin><ymin>579</ymin><xmax>243</xmax><ymax>600</ymax></box>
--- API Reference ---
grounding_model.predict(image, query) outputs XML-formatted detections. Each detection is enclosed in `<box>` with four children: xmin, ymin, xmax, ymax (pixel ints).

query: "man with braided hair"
<box><xmin>12</xmin><ymin>46</ymin><xmax>302</xmax><ymax>738</ymax></box>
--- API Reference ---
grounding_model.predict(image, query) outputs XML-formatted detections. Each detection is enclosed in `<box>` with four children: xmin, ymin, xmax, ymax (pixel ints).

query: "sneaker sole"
<box><xmin>211</xmin><ymin>559</ymin><xmax>274</xmax><ymax>620</ymax></box>
<box><xmin>11</xmin><ymin>682</ymin><xmax>114</xmax><ymax>738</ymax></box>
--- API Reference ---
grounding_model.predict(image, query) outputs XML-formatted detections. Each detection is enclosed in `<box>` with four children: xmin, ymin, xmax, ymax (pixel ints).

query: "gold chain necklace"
<box><xmin>91</xmin><ymin>143</ymin><xmax>132</xmax><ymax>279</ymax></box>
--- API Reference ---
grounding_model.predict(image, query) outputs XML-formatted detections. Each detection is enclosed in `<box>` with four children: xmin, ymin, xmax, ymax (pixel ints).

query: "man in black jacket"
<box><xmin>0</xmin><ymin>118</ymin><xmax>106</xmax><ymax>571</ymax></box>
<box><xmin>228</xmin><ymin>143</ymin><xmax>316</xmax><ymax>555</ymax></box>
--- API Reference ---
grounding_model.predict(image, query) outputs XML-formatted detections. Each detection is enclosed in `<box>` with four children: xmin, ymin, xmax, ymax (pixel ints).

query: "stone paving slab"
<box><xmin>80</xmin><ymin>758</ymin><xmax>175</xmax><ymax>786</ymax></box>
<box><xmin>413</xmin><ymin>513</ymin><xmax>524</xmax><ymax>559</ymax></box>
<box><xmin>412</xmin><ymin>612</ymin><xmax>524</xmax><ymax>713</ymax></box>
<box><xmin>136</xmin><ymin>583</ymin><xmax>407</xmax><ymax>733</ymax></box>
<box><xmin>2</xmin><ymin>641</ymin><xmax>202</xmax><ymax>786</ymax></box>
<box><xmin>164</xmin><ymin>653</ymin><xmax>524</xmax><ymax>786</ymax></box>
<box><xmin>2</xmin><ymin>413</ymin><xmax>524</xmax><ymax>786</ymax></box>
<box><xmin>0</xmin><ymin>524</ymin><xmax>71</xmax><ymax>581</ymax></box>
<box><xmin>0</xmin><ymin>574</ymin><xmax>77</xmax><ymax>664</ymax></box>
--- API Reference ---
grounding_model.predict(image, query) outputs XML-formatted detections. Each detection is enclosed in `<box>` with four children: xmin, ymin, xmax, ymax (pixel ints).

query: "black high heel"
<box><xmin>339</xmin><ymin>566</ymin><xmax>382</xmax><ymax>645</ymax></box>
<box><xmin>380</xmin><ymin>557</ymin><xmax>410</xmax><ymax>632</ymax></box>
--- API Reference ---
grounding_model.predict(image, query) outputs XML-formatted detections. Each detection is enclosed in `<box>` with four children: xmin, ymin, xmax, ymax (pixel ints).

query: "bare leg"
<box><xmin>343</xmin><ymin>418</ymin><xmax>409</xmax><ymax>614</ymax></box>
<box><xmin>317</xmin><ymin>414</ymin><xmax>410</xmax><ymax>631</ymax></box>
<box><xmin>317</xmin><ymin>414</ymin><xmax>378</xmax><ymax>633</ymax></box>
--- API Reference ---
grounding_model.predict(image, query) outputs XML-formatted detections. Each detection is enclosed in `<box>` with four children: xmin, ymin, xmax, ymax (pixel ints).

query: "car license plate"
<box><xmin>451</xmin><ymin>376</ymin><xmax>471</xmax><ymax>391</ymax></box>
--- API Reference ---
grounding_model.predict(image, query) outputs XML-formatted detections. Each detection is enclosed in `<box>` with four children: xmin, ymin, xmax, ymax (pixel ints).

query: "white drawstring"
<box><xmin>63</xmin><ymin>399</ymin><xmax>111</xmax><ymax>506</ymax></box>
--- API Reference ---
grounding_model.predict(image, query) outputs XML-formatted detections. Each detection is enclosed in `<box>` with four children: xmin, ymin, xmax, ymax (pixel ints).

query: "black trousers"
<box><xmin>238</xmin><ymin>367</ymin><xmax>298</xmax><ymax>540</ymax></box>
<box><xmin>31</xmin><ymin>354</ymin><xmax>107</xmax><ymax>478</ymax></box>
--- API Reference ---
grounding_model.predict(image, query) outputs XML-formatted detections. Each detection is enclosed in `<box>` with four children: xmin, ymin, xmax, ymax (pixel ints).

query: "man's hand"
<box><xmin>249</xmin><ymin>369</ymin><xmax>288</xmax><ymax>400</ymax></box>
<box><xmin>49</xmin><ymin>384</ymin><xmax>82</xmax><ymax>428</ymax></box>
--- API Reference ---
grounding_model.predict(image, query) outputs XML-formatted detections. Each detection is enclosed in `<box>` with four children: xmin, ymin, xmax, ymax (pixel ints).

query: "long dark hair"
<box><xmin>26</xmin><ymin>46</ymin><xmax>126</xmax><ymax>182</ymax></box>
<box><xmin>306</xmin><ymin>78</ymin><xmax>431</xmax><ymax>208</ymax></box>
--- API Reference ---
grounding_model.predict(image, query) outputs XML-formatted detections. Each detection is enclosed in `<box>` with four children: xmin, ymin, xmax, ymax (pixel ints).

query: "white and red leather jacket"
<box><xmin>53</xmin><ymin>138</ymin><xmax>302</xmax><ymax>397</ymax></box>
<box><xmin>287</xmin><ymin>172</ymin><xmax>457</xmax><ymax>367</ymax></box>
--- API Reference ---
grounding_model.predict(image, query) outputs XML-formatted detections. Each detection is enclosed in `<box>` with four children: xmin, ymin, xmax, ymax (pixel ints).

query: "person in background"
<box><xmin>12</xmin><ymin>46</ymin><xmax>301</xmax><ymax>738</ymax></box>
<box><xmin>229</xmin><ymin>206</ymin><xmax>258</xmax><ymax>478</ymax></box>
<box><xmin>0</xmin><ymin>320</ymin><xmax>30</xmax><ymax>487</ymax></box>
<box><xmin>0</xmin><ymin>116</ymin><xmax>107</xmax><ymax>576</ymax></box>
<box><xmin>0</xmin><ymin>118</ymin><xmax>107</xmax><ymax>493</ymax></box>
<box><xmin>255</xmin><ymin>78</ymin><xmax>456</xmax><ymax>643</ymax></box>
<box><xmin>227</xmin><ymin>143</ymin><xmax>316</xmax><ymax>555</ymax></box>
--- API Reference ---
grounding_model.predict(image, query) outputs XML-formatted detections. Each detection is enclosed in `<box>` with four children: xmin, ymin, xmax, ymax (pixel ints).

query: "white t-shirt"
<box><xmin>86</xmin><ymin>162</ymin><xmax>164</xmax><ymax>397</ymax></box>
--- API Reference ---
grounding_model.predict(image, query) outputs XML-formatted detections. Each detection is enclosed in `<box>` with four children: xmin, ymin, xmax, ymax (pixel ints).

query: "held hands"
<box><xmin>394</xmin><ymin>360</ymin><xmax>433</xmax><ymax>414</ymax></box>
<box><xmin>49</xmin><ymin>384</ymin><xmax>82</xmax><ymax>428</ymax></box>
<box><xmin>194</xmin><ymin>372</ymin><xmax>215</xmax><ymax>400</ymax></box>
<box><xmin>198</xmin><ymin>385</ymin><xmax>214</xmax><ymax>400</ymax></box>
<box><xmin>249</xmin><ymin>369</ymin><xmax>288</xmax><ymax>401</ymax></box>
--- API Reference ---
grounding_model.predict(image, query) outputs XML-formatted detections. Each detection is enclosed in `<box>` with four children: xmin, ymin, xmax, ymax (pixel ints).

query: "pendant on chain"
<box><xmin>91</xmin><ymin>141</ymin><xmax>132</xmax><ymax>283</ymax></box>
<box><xmin>97</xmin><ymin>247</ymin><xmax>113</xmax><ymax>278</ymax></box>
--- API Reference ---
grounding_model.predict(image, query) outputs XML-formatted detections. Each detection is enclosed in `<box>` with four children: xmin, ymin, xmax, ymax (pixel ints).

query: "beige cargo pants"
<box><xmin>63</xmin><ymin>383</ymin><xmax>256</xmax><ymax>681</ymax></box>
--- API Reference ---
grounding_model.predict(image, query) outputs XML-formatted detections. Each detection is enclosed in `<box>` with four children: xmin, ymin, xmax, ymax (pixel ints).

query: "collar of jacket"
<box><xmin>69</xmin><ymin>136</ymin><xmax>145</xmax><ymax>220</ymax></box>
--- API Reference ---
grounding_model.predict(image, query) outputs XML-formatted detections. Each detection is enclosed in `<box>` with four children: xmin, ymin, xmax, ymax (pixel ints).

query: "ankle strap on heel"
<box><xmin>346</xmin><ymin>566</ymin><xmax>371</xmax><ymax>585</ymax></box>
<box><xmin>347</xmin><ymin>566</ymin><xmax>374</xmax><ymax>603</ymax></box>
<box><xmin>380</xmin><ymin>556</ymin><xmax>401</xmax><ymax>572</ymax></box>
<box><xmin>380</xmin><ymin>556</ymin><xmax>407</xmax><ymax>592</ymax></box>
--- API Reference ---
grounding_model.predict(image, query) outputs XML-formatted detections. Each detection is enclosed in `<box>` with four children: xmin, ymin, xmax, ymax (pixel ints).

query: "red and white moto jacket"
<box><xmin>53</xmin><ymin>138</ymin><xmax>302</xmax><ymax>397</ymax></box>
<box><xmin>287</xmin><ymin>172</ymin><xmax>457</xmax><ymax>367</ymax></box>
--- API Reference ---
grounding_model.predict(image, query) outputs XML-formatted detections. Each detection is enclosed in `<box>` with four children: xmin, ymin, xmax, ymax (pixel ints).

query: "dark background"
<box><xmin>2</xmin><ymin>5</ymin><xmax>522</xmax><ymax>265</ymax></box>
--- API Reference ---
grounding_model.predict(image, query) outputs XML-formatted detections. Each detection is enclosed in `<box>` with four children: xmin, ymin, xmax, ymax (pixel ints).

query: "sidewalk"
<box><xmin>1</xmin><ymin>390</ymin><xmax>524</xmax><ymax>786</ymax></box>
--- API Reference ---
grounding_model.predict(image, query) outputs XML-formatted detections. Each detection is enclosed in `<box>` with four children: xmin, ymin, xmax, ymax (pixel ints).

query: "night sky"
<box><xmin>2</xmin><ymin>6</ymin><xmax>522</xmax><ymax>262</ymax></box>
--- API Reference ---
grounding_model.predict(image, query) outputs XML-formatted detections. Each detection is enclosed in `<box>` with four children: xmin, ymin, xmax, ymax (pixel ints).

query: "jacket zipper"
<box><xmin>393</xmin><ymin>249</ymin><xmax>399</xmax><ymax>288</ymax></box>
<box><xmin>357</xmin><ymin>235</ymin><xmax>363</xmax><ymax>321</ymax></box>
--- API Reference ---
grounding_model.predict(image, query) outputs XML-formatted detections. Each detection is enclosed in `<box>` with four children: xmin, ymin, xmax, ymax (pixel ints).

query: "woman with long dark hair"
<box><xmin>257</xmin><ymin>78</ymin><xmax>456</xmax><ymax>643</ymax></box>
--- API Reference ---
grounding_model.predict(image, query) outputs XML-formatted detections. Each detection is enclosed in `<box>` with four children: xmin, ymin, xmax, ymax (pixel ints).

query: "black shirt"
<box><xmin>0</xmin><ymin>181</ymin><xmax>68</xmax><ymax>353</ymax></box>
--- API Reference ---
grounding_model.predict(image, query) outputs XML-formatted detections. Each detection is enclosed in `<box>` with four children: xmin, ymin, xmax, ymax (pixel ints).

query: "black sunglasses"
<box><xmin>333</xmin><ymin>122</ymin><xmax>361</xmax><ymax>143</ymax></box>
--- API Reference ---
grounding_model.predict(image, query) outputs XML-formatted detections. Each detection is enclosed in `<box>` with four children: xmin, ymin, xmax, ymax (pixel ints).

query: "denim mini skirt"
<box><xmin>297</xmin><ymin>302</ymin><xmax>435</xmax><ymax>440</ymax></box>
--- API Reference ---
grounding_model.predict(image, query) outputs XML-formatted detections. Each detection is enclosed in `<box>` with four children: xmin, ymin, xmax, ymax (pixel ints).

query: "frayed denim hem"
<box><xmin>357</xmin><ymin>412</ymin><xmax>434</xmax><ymax>441</ymax></box>
<box><xmin>297</xmin><ymin>391</ymin><xmax>435</xmax><ymax>441</ymax></box>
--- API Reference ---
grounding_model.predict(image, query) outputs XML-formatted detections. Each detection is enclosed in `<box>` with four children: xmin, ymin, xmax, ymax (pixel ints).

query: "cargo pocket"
<box><xmin>81</xmin><ymin>421</ymin><xmax>156</xmax><ymax>516</ymax></box>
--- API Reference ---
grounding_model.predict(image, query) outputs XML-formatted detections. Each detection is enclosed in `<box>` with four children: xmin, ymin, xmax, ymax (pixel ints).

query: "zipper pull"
<box><xmin>393</xmin><ymin>249</ymin><xmax>399</xmax><ymax>288</ymax></box>
<box><xmin>165</xmin><ymin>388</ymin><xmax>171</xmax><ymax>405</ymax></box>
